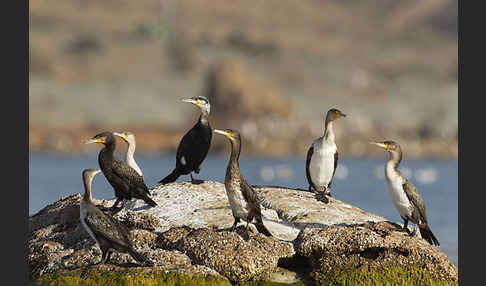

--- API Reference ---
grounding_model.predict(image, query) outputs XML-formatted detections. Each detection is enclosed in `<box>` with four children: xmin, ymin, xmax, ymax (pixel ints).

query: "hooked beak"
<box><xmin>370</xmin><ymin>141</ymin><xmax>388</xmax><ymax>150</ymax></box>
<box><xmin>84</xmin><ymin>138</ymin><xmax>103</xmax><ymax>144</ymax></box>
<box><xmin>182</xmin><ymin>98</ymin><xmax>198</xmax><ymax>105</ymax></box>
<box><xmin>113</xmin><ymin>132</ymin><xmax>127</xmax><ymax>139</ymax></box>
<box><xmin>214</xmin><ymin>129</ymin><xmax>230</xmax><ymax>138</ymax></box>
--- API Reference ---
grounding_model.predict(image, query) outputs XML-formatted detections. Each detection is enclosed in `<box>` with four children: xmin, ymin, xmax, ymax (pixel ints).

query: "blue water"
<box><xmin>29</xmin><ymin>151</ymin><xmax>457</xmax><ymax>265</ymax></box>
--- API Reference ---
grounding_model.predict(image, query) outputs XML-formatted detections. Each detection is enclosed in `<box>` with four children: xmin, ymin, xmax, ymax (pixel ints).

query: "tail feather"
<box><xmin>143</xmin><ymin>195</ymin><xmax>157</xmax><ymax>207</ymax></box>
<box><xmin>419</xmin><ymin>224</ymin><xmax>440</xmax><ymax>246</ymax></box>
<box><xmin>158</xmin><ymin>169</ymin><xmax>180</xmax><ymax>184</ymax></box>
<box><xmin>255</xmin><ymin>218</ymin><xmax>272</xmax><ymax>237</ymax></box>
<box><xmin>128</xmin><ymin>248</ymin><xmax>154</xmax><ymax>266</ymax></box>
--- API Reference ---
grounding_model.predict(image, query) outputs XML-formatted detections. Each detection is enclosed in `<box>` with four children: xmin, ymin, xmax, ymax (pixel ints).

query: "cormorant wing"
<box><xmin>112</xmin><ymin>158</ymin><xmax>149</xmax><ymax>194</ymax></box>
<box><xmin>83</xmin><ymin>208</ymin><xmax>131</xmax><ymax>248</ymax></box>
<box><xmin>402</xmin><ymin>179</ymin><xmax>428</xmax><ymax>225</ymax></box>
<box><xmin>305</xmin><ymin>145</ymin><xmax>319</xmax><ymax>191</ymax></box>
<box><xmin>175</xmin><ymin>123</ymin><xmax>200</xmax><ymax>168</ymax></box>
<box><xmin>329</xmin><ymin>150</ymin><xmax>338</xmax><ymax>188</ymax></box>
<box><xmin>239</xmin><ymin>175</ymin><xmax>263</xmax><ymax>215</ymax></box>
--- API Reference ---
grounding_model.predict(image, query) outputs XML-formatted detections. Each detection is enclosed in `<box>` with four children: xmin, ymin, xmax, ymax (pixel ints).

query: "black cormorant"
<box><xmin>305</xmin><ymin>108</ymin><xmax>346</xmax><ymax>203</ymax></box>
<box><xmin>113</xmin><ymin>131</ymin><xmax>143</xmax><ymax>177</ymax></box>
<box><xmin>214</xmin><ymin>128</ymin><xmax>272</xmax><ymax>237</ymax></box>
<box><xmin>371</xmin><ymin>140</ymin><xmax>440</xmax><ymax>246</ymax></box>
<box><xmin>159</xmin><ymin>96</ymin><xmax>212</xmax><ymax>185</ymax></box>
<box><xmin>85</xmin><ymin>131</ymin><xmax>157</xmax><ymax>213</ymax></box>
<box><xmin>79</xmin><ymin>168</ymin><xmax>153</xmax><ymax>266</ymax></box>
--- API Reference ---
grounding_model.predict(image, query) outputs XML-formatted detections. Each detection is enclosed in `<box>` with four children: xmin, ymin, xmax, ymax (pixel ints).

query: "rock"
<box><xmin>158</xmin><ymin>226</ymin><xmax>294</xmax><ymax>282</ymax></box>
<box><xmin>28</xmin><ymin>182</ymin><xmax>457</xmax><ymax>284</ymax></box>
<box><xmin>294</xmin><ymin>221</ymin><xmax>458</xmax><ymax>283</ymax></box>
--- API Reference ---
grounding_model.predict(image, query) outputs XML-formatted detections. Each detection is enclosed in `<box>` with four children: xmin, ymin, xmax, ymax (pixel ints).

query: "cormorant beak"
<box><xmin>214</xmin><ymin>129</ymin><xmax>230</xmax><ymax>138</ymax></box>
<box><xmin>84</xmin><ymin>138</ymin><xmax>104</xmax><ymax>144</ymax></box>
<box><xmin>182</xmin><ymin>98</ymin><xmax>199</xmax><ymax>106</ymax></box>
<box><xmin>339</xmin><ymin>113</ymin><xmax>346</xmax><ymax>118</ymax></box>
<box><xmin>370</xmin><ymin>141</ymin><xmax>388</xmax><ymax>150</ymax></box>
<box><xmin>114</xmin><ymin>132</ymin><xmax>128</xmax><ymax>139</ymax></box>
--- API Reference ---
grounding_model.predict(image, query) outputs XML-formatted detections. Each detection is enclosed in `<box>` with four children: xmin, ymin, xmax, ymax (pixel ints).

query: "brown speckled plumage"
<box><xmin>215</xmin><ymin>129</ymin><xmax>272</xmax><ymax>237</ymax></box>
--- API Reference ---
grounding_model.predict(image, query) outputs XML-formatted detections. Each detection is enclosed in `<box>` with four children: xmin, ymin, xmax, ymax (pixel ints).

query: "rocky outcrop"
<box><xmin>28</xmin><ymin>181</ymin><xmax>457</xmax><ymax>284</ymax></box>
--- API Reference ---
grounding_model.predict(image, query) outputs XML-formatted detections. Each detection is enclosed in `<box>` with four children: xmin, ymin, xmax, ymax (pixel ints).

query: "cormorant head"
<box><xmin>84</xmin><ymin>131</ymin><xmax>114</xmax><ymax>146</ymax></box>
<box><xmin>82</xmin><ymin>168</ymin><xmax>101</xmax><ymax>185</ymax></box>
<box><xmin>182</xmin><ymin>96</ymin><xmax>211</xmax><ymax>115</ymax></box>
<box><xmin>370</xmin><ymin>140</ymin><xmax>402</xmax><ymax>154</ymax></box>
<box><xmin>213</xmin><ymin>128</ymin><xmax>241</xmax><ymax>142</ymax></box>
<box><xmin>326</xmin><ymin>108</ymin><xmax>346</xmax><ymax>122</ymax></box>
<box><xmin>113</xmin><ymin>131</ymin><xmax>136</xmax><ymax>145</ymax></box>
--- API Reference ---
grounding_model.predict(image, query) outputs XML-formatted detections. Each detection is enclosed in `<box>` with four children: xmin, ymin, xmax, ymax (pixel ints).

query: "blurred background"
<box><xmin>29</xmin><ymin>0</ymin><xmax>457</xmax><ymax>264</ymax></box>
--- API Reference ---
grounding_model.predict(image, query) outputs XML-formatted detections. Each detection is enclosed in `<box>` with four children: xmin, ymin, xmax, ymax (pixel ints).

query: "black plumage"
<box><xmin>214</xmin><ymin>128</ymin><xmax>272</xmax><ymax>237</ymax></box>
<box><xmin>159</xmin><ymin>96</ymin><xmax>212</xmax><ymax>184</ymax></box>
<box><xmin>85</xmin><ymin>131</ymin><xmax>157</xmax><ymax>213</ymax></box>
<box><xmin>80</xmin><ymin>169</ymin><xmax>153</xmax><ymax>266</ymax></box>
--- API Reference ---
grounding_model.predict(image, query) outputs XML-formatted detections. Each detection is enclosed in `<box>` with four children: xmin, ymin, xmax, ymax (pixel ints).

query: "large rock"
<box><xmin>28</xmin><ymin>181</ymin><xmax>457</xmax><ymax>284</ymax></box>
<box><xmin>294</xmin><ymin>221</ymin><xmax>458</xmax><ymax>283</ymax></box>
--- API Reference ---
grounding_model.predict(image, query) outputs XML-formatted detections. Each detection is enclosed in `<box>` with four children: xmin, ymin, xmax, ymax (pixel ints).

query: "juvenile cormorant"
<box><xmin>85</xmin><ymin>131</ymin><xmax>157</xmax><ymax>213</ymax></box>
<box><xmin>305</xmin><ymin>108</ymin><xmax>346</xmax><ymax>202</ymax></box>
<box><xmin>113</xmin><ymin>131</ymin><xmax>143</xmax><ymax>177</ymax></box>
<box><xmin>371</xmin><ymin>140</ymin><xmax>440</xmax><ymax>246</ymax></box>
<box><xmin>159</xmin><ymin>96</ymin><xmax>212</xmax><ymax>185</ymax></box>
<box><xmin>214</xmin><ymin>128</ymin><xmax>272</xmax><ymax>237</ymax></box>
<box><xmin>80</xmin><ymin>169</ymin><xmax>153</xmax><ymax>266</ymax></box>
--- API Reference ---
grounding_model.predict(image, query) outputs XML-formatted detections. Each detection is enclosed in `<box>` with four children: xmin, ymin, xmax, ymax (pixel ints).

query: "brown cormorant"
<box><xmin>80</xmin><ymin>168</ymin><xmax>153</xmax><ymax>266</ymax></box>
<box><xmin>85</xmin><ymin>131</ymin><xmax>157</xmax><ymax>213</ymax></box>
<box><xmin>159</xmin><ymin>96</ymin><xmax>212</xmax><ymax>185</ymax></box>
<box><xmin>305</xmin><ymin>108</ymin><xmax>346</xmax><ymax>203</ymax></box>
<box><xmin>113</xmin><ymin>131</ymin><xmax>143</xmax><ymax>177</ymax></box>
<box><xmin>214</xmin><ymin>128</ymin><xmax>272</xmax><ymax>237</ymax></box>
<box><xmin>371</xmin><ymin>140</ymin><xmax>440</xmax><ymax>246</ymax></box>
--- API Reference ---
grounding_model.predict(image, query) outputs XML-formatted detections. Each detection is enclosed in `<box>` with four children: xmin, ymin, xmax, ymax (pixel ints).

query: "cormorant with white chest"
<box><xmin>214</xmin><ymin>128</ymin><xmax>272</xmax><ymax>237</ymax></box>
<box><xmin>305</xmin><ymin>108</ymin><xmax>346</xmax><ymax>203</ymax></box>
<box><xmin>113</xmin><ymin>131</ymin><xmax>143</xmax><ymax>177</ymax></box>
<box><xmin>371</xmin><ymin>140</ymin><xmax>440</xmax><ymax>246</ymax></box>
<box><xmin>79</xmin><ymin>169</ymin><xmax>153</xmax><ymax>266</ymax></box>
<box><xmin>85</xmin><ymin>131</ymin><xmax>157</xmax><ymax>213</ymax></box>
<box><xmin>159</xmin><ymin>96</ymin><xmax>212</xmax><ymax>185</ymax></box>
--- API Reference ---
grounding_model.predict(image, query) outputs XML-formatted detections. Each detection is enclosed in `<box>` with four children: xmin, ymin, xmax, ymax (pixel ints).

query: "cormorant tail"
<box><xmin>142</xmin><ymin>195</ymin><xmax>157</xmax><ymax>207</ymax></box>
<box><xmin>128</xmin><ymin>248</ymin><xmax>154</xmax><ymax>266</ymax></box>
<box><xmin>419</xmin><ymin>224</ymin><xmax>440</xmax><ymax>246</ymax></box>
<box><xmin>255</xmin><ymin>218</ymin><xmax>272</xmax><ymax>237</ymax></box>
<box><xmin>158</xmin><ymin>169</ymin><xmax>180</xmax><ymax>184</ymax></box>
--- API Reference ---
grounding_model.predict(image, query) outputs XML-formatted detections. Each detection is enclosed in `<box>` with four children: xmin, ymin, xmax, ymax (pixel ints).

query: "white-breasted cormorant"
<box><xmin>80</xmin><ymin>168</ymin><xmax>153</xmax><ymax>266</ymax></box>
<box><xmin>85</xmin><ymin>131</ymin><xmax>157</xmax><ymax>213</ymax></box>
<box><xmin>113</xmin><ymin>131</ymin><xmax>143</xmax><ymax>177</ymax></box>
<box><xmin>159</xmin><ymin>96</ymin><xmax>212</xmax><ymax>185</ymax></box>
<box><xmin>214</xmin><ymin>128</ymin><xmax>272</xmax><ymax>237</ymax></box>
<box><xmin>305</xmin><ymin>108</ymin><xmax>346</xmax><ymax>203</ymax></box>
<box><xmin>371</xmin><ymin>140</ymin><xmax>440</xmax><ymax>246</ymax></box>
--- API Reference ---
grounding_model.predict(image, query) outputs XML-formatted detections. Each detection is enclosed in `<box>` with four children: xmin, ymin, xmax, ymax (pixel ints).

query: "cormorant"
<box><xmin>80</xmin><ymin>168</ymin><xmax>153</xmax><ymax>266</ymax></box>
<box><xmin>214</xmin><ymin>128</ymin><xmax>272</xmax><ymax>237</ymax></box>
<box><xmin>159</xmin><ymin>96</ymin><xmax>212</xmax><ymax>185</ymax></box>
<box><xmin>371</xmin><ymin>140</ymin><xmax>440</xmax><ymax>246</ymax></box>
<box><xmin>85</xmin><ymin>131</ymin><xmax>157</xmax><ymax>213</ymax></box>
<box><xmin>305</xmin><ymin>108</ymin><xmax>346</xmax><ymax>203</ymax></box>
<box><xmin>113</xmin><ymin>131</ymin><xmax>143</xmax><ymax>177</ymax></box>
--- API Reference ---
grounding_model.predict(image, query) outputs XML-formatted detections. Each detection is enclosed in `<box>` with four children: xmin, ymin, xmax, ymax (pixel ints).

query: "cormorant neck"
<box><xmin>100</xmin><ymin>139</ymin><xmax>116</xmax><ymax>158</ymax></box>
<box><xmin>126</xmin><ymin>141</ymin><xmax>136</xmax><ymax>163</ymax></box>
<box><xmin>199</xmin><ymin>112</ymin><xmax>209</xmax><ymax>126</ymax></box>
<box><xmin>387</xmin><ymin>151</ymin><xmax>402</xmax><ymax>170</ymax></box>
<box><xmin>229</xmin><ymin>137</ymin><xmax>241</xmax><ymax>169</ymax></box>
<box><xmin>83</xmin><ymin>177</ymin><xmax>93</xmax><ymax>202</ymax></box>
<box><xmin>324</xmin><ymin>119</ymin><xmax>335</xmax><ymax>142</ymax></box>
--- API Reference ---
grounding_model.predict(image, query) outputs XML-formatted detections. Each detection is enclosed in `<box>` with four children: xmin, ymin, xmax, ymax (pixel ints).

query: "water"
<box><xmin>29</xmin><ymin>151</ymin><xmax>458</xmax><ymax>265</ymax></box>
